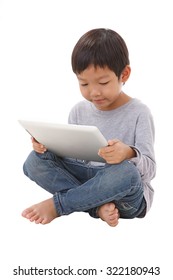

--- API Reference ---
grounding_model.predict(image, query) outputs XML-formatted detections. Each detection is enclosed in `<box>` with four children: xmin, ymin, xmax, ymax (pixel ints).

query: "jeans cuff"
<box><xmin>87</xmin><ymin>207</ymin><xmax>99</xmax><ymax>219</ymax></box>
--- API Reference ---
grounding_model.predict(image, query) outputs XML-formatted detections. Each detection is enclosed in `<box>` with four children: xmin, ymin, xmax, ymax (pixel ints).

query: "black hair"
<box><xmin>71</xmin><ymin>28</ymin><xmax>130</xmax><ymax>79</ymax></box>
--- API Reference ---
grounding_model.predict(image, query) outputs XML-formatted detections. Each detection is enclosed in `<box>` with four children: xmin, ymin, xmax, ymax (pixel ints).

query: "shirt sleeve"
<box><xmin>68</xmin><ymin>105</ymin><xmax>78</xmax><ymax>124</ymax></box>
<box><xmin>130</xmin><ymin>110</ymin><xmax>156</xmax><ymax>182</ymax></box>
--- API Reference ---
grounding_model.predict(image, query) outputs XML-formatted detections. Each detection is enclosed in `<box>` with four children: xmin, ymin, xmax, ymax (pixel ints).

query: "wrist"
<box><xmin>127</xmin><ymin>146</ymin><xmax>136</xmax><ymax>159</ymax></box>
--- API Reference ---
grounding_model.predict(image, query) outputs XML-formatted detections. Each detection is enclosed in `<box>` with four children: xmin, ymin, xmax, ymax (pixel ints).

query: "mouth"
<box><xmin>93</xmin><ymin>98</ymin><xmax>106</xmax><ymax>104</ymax></box>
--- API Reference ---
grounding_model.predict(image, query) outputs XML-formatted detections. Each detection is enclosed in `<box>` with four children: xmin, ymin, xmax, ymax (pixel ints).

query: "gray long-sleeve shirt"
<box><xmin>68</xmin><ymin>98</ymin><xmax>156</xmax><ymax>212</ymax></box>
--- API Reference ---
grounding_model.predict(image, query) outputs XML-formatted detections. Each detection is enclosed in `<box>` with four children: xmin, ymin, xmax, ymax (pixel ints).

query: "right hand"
<box><xmin>31</xmin><ymin>137</ymin><xmax>47</xmax><ymax>153</ymax></box>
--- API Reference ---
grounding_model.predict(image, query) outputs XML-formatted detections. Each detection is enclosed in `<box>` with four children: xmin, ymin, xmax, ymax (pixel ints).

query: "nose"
<box><xmin>90</xmin><ymin>87</ymin><xmax>101</xmax><ymax>98</ymax></box>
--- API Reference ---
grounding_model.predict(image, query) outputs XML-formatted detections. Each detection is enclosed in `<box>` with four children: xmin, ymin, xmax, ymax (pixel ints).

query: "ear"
<box><xmin>120</xmin><ymin>65</ymin><xmax>131</xmax><ymax>83</ymax></box>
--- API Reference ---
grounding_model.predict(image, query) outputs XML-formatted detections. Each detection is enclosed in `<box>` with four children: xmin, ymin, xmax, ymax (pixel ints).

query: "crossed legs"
<box><xmin>22</xmin><ymin>151</ymin><xmax>143</xmax><ymax>227</ymax></box>
<box><xmin>22</xmin><ymin>199</ymin><xmax>119</xmax><ymax>227</ymax></box>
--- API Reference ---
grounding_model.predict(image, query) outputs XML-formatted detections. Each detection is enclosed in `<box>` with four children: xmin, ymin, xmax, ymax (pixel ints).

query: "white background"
<box><xmin>0</xmin><ymin>0</ymin><xmax>172</xmax><ymax>279</ymax></box>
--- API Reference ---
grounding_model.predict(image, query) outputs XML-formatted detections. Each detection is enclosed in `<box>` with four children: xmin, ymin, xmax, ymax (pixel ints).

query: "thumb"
<box><xmin>108</xmin><ymin>139</ymin><xmax>119</xmax><ymax>146</ymax></box>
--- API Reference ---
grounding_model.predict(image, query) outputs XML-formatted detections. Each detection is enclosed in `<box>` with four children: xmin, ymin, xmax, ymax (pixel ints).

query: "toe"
<box><xmin>22</xmin><ymin>208</ymin><xmax>35</xmax><ymax>219</ymax></box>
<box><xmin>35</xmin><ymin>217</ymin><xmax>44</xmax><ymax>224</ymax></box>
<box><xmin>30</xmin><ymin>214</ymin><xmax>39</xmax><ymax>222</ymax></box>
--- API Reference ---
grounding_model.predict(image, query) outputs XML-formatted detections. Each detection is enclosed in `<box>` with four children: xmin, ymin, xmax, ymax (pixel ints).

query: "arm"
<box><xmin>130</xmin><ymin>110</ymin><xmax>156</xmax><ymax>182</ymax></box>
<box><xmin>99</xmin><ymin>109</ymin><xmax>156</xmax><ymax>182</ymax></box>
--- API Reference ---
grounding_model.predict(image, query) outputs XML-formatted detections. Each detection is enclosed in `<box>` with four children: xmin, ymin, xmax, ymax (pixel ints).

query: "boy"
<box><xmin>22</xmin><ymin>28</ymin><xmax>156</xmax><ymax>227</ymax></box>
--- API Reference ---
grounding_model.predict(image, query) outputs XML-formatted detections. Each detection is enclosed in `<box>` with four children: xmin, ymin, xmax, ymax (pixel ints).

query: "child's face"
<box><xmin>77</xmin><ymin>65</ymin><xmax>124</xmax><ymax>111</ymax></box>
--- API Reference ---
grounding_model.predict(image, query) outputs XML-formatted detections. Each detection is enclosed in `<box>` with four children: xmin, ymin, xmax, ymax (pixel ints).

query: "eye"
<box><xmin>99</xmin><ymin>81</ymin><xmax>109</xmax><ymax>85</ymax></box>
<box><xmin>80</xmin><ymin>83</ymin><xmax>88</xmax><ymax>87</ymax></box>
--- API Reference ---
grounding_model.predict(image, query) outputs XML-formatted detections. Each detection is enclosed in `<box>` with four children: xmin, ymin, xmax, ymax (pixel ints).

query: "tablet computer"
<box><xmin>18</xmin><ymin>120</ymin><xmax>108</xmax><ymax>162</ymax></box>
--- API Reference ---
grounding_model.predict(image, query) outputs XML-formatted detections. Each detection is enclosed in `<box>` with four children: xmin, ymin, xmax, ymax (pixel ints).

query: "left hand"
<box><xmin>98</xmin><ymin>139</ymin><xmax>136</xmax><ymax>164</ymax></box>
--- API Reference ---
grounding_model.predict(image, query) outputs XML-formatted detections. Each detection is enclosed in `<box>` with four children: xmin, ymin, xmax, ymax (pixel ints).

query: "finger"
<box><xmin>105</xmin><ymin>146</ymin><xmax>115</xmax><ymax>153</ymax></box>
<box><xmin>104</xmin><ymin>155</ymin><xmax>122</xmax><ymax>164</ymax></box>
<box><xmin>39</xmin><ymin>146</ymin><xmax>47</xmax><ymax>152</ymax></box>
<box><xmin>35</xmin><ymin>149</ymin><xmax>46</xmax><ymax>154</ymax></box>
<box><xmin>99</xmin><ymin>145</ymin><xmax>115</xmax><ymax>154</ymax></box>
<box><xmin>31</xmin><ymin>137</ymin><xmax>39</xmax><ymax>144</ymax></box>
<box><xmin>99</xmin><ymin>148</ymin><xmax>115</xmax><ymax>157</ymax></box>
<box><xmin>33</xmin><ymin>142</ymin><xmax>46</xmax><ymax>149</ymax></box>
<box><xmin>33</xmin><ymin>144</ymin><xmax>47</xmax><ymax>153</ymax></box>
<box><xmin>108</xmin><ymin>139</ymin><xmax>119</xmax><ymax>146</ymax></box>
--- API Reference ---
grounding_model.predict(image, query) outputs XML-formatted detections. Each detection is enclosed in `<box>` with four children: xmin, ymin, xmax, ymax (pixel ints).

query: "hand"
<box><xmin>31</xmin><ymin>137</ymin><xmax>47</xmax><ymax>154</ymax></box>
<box><xmin>98</xmin><ymin>139</ymin><xmax>136</xmax><ymax>164</ymax></box>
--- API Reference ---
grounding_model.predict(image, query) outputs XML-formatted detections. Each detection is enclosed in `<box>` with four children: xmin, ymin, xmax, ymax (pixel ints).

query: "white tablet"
<box><xmin>18</xmin><ymin>120</ymin><xmax>108</xmax><ymax>162</ymax></box>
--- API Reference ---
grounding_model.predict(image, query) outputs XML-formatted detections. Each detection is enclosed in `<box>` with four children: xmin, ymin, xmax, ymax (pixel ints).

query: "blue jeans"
<box><xmin>23</xmin><ymin>151</ymin><xmax>146</xmax><ymax>219</ymax></box>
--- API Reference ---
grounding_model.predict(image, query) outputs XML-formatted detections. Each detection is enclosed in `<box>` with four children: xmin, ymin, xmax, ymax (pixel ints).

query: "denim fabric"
<box><xmin>23</xmin><ymin>151</ymin><xmax>146</xmax><ymax>219</ymax></box>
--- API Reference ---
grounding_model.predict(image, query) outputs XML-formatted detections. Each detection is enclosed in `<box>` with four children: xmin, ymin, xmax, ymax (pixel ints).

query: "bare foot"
<box><xmin>21</xmin><ymin>198</ymin><xmax>58</xmax><ymax>224</ymax></box>
<box><xmin>97</xmin><ymin>202</ymin><xmax>119</xmax><ymax>227</ymax></box>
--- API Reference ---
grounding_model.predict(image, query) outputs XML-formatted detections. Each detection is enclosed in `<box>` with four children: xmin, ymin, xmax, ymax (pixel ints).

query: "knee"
<box><xmin>23</xmin><ymin>151</ymin><xmax>40</xmax><ymax>177</ymax></box>
<box><xmin>23</xmin><ymin>150</ymin><xmax>55</xmax><ymax>179</ymax></box>
<box><xmin>121</xmin><ymin>160</ymin><xmax>141</xmax><ymax>184</ymax></box>
<box><xmin>107</xmin><ymin>160</ymin><xmax>141</xmax><ymax>184</ymax></box>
